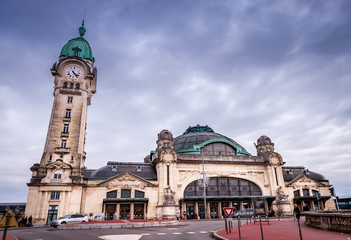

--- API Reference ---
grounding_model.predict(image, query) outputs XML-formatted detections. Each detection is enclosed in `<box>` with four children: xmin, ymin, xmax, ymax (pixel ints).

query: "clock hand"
<box><xmin>72</xmin><ymin>71</ymin><xmax>78</xmax><ymax>77</ymax></box>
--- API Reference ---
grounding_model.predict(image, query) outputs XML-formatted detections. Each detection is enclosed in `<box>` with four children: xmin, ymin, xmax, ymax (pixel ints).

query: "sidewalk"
<box><xmin>0</xmin><ymin>234</ymin><xmax>18</xmax><ymax>240</ymax></box>
<box><xmin>57</xmin><ymin>219</ymin><xmax>181</xmax><ymax>230</ymax></box>
<box><xmin>214</xmin><ymin>219</ymin><xmax>351</xmax><ymax>240</ymax></box>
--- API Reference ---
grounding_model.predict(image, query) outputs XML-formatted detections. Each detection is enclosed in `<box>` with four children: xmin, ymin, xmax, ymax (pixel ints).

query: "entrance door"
<box><xmin>210</xmin><ymin>202</ymin><xmax>218</xmax><ymax>218</ymax></box>
<box><xmin>186</xmin><ymin>203</ymin><xmax>195</xmax><ymax>219</ymax></box>
<box><xmin>134</xmin><ymin>204</ymin><xmax>144</xmax><ymax>219</ymax></box>
<box><xmin>198</xmin><ymin>202</ymin><xmax>205</xmax><ymax>219</ymax></box>
<box><xmin>106</xmin><ymin>204</ymin><xmax>116</xmax><ymax>220</ymax></box>
<box><xmin>46</xmin><ymin>205</ymin><xmax>58</xmax><ymax>225</ymax></box>
<box><xmin>119</xmin><ymin>204</ymin><xmax>130</xmax><ymax>219</ymax></box>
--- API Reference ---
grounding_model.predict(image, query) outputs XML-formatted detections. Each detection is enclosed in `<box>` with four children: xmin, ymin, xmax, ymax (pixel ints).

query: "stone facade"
<box><xmin>25</xmin><ymin>24</ymin><xmax>336</xmax><ymax>224</ymax></box>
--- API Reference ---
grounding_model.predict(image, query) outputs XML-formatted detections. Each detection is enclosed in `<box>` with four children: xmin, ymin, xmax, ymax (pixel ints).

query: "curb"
<box><xmin>58</xmin><ymin>220</ymin><xmax>180</xmax><ymax>230</ymax></box>
<box><xmin>212</xmin><ymin>229</ymin><xmax>228</xmax><ymax>240</ymax></box>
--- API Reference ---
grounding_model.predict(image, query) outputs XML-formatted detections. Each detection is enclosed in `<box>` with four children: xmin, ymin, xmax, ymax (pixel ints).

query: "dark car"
<box><xmin>233</xmin><ymin>208</ymin><xmax>254</xmax><ymax>218</ymax></box>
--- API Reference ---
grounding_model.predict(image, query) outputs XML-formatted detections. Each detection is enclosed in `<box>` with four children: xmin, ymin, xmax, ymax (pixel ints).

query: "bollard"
<box><xmin>259</xmin><ymin>216</ymin><xmax>264</xmax><ymax>240</ymax></box>
<box><xmin>238</xmin><ymin>216</ymin><xmax>241</xmax><ymax>240</ymax></box>
<box><xmin>224</xmin><ymin>218</ymin><xmax>228</xmax><ymax>235</ymax></box>
<box><xmin>246</xmin><ymin>217</ymin><xmax>248</xmax><ymax>225</ymax></box>
<box><xmin>297</xmin><ymin>219</ymin><xmax>303</xmax><ymax>240</ymax></box>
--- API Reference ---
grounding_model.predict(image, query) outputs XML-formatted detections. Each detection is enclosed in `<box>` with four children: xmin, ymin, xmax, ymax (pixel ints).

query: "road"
<box><xmin>8</xmin><ymin>220</ymin><xmax>231</xmax><ymax>240</ymax></box>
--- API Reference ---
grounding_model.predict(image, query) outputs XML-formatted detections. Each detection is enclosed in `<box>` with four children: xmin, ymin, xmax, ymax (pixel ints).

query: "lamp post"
<box><xmin>199</xmin><ymin>158</ymin><xmax>208</xmax><ymax>219</ymax></box>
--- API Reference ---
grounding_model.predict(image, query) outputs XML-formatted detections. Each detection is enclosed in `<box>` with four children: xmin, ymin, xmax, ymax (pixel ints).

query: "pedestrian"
<box><xmin>28</xmin><ymin>215</ymin><xmax>33</xmax><ymax>227</ymax></box>
<box><xmin>294</xmin><ymin>204</ymin><xmax>301</xmax><ymax>220</ymax></box>
<box><xmin>176</xmin><ymin>212</ymin><xmax>179</xmax><ymax>221</ymax></box>
<box><xmin>303</xmin><ymin>204</ymin><xmax>309</xmax><ymax>212</ymax></box>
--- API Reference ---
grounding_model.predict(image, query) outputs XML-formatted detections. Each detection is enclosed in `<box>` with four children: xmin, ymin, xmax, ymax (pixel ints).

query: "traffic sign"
<box><xmin>223</xmin><ymin>207</ymin><xmax>234</xmax><ymax>218</ymax></box>
<box><xmin>0</xmin><ymin>210</ymin><xmax>18</xmax><ymax>228</ymax></box>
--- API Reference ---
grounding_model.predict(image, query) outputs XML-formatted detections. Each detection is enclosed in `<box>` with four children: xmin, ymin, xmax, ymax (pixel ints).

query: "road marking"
<box><xmin>141</xmin><ymin>233</ymin><xmax>150</xmax><ymax>236</ymax></box>
<box><xmin>198</xmin><ymin>231</ymin><xmax>208</xmax><ymax>233</ymax></box>
<box><xmin>187</xmin><ymin>232</ymin><xmax>196</xmax><ymax>234</ymax></box>
<box><xmin>157</xmin><ymin>233</ymin><xmax>167</xmax><ymax>235</ymax></box>
<box><xmin>99</xmin><ymin>235</ymin><xmax>142</xmax><ymax>240</ymax></box>
<box><xmin>173</xmin><ymin>232</ymin><xmax>182</xmax><ymax>235</ymax></box>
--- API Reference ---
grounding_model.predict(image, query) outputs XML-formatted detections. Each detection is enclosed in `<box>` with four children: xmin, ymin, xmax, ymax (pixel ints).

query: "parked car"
<box><xmin>233</xmin><ymin>208</ymin><xmax>254</xmax><ymax>218</ymax></box>
<box><xmin>50</xmin><ymin>214</ymin><xmax>89</xmax><ymax>228</ymax></box>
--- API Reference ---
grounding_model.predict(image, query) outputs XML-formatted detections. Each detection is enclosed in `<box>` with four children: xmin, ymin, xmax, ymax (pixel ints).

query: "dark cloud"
<box><xmin>0</xmin><ymin>0</ymin><xmax>350</xmax><ymax>202</ymax></box>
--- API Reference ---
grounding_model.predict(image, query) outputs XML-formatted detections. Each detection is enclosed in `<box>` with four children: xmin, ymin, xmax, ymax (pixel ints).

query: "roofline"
<box><xmin>176</xmin><ymin>138</ymin><xmax>251</xmax><ymax>156</ymax></box>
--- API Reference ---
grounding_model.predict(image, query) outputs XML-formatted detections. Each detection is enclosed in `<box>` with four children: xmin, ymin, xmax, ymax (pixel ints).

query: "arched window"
<box><xmin>53</xmin><ymin>170</ymin><xmax>62</xmax><ymax>180</ymax></box>
<box><xmin>184</xmin><ymin>177</ymin><xmax>262</xmax><ymax>197</ymax></box>
<box><xmin>76</xmin><ymin>83</ymin><xmax>80</xmax><ymax>89</ymax></box>
<box><xmin>63</xmin><ymin>82</ymin><xmax>68</xmax><ymax>88</ymax></box>
<box><xmin>70</xmin><ymin>82</ymin><xmax>74</xmax><ymax>88</ymax></box>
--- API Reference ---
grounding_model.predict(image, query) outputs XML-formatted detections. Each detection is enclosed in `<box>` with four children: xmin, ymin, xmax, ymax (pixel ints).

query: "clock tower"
<box><xmin>28</xmin><ymin>21</ymin><xmax>97</xmax><ymax>186</ymax></box>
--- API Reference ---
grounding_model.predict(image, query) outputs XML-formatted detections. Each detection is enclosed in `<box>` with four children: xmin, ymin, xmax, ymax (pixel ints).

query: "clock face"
<box><xmin>65</xmin><ymin>66</ymin><xmax>82</xmax><ymax>79</ymax></box>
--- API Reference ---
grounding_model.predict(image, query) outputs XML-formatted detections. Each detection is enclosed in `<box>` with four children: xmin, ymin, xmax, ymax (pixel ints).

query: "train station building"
<box><xmin>25</xmin><ymin>23</ymin><xmax>336</xmax><ymax>224</ymax></box>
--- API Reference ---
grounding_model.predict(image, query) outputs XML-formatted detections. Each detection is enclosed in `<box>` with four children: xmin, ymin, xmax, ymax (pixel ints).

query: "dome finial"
<box><xmin>79</xmin><ymin>9</ymin><xmax>86</xmax><ymax>37</ymax></box>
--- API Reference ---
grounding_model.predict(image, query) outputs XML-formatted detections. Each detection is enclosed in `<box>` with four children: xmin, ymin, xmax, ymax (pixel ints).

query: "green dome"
<box><xmin>60</xmin><ymin>22</ymin><xmax>93</xmax><ymax>61</ymax></box>
<box><xmin>174</xmin><ymin>124</ymin><xmax>251</xmax><ymax>156</ymax></box>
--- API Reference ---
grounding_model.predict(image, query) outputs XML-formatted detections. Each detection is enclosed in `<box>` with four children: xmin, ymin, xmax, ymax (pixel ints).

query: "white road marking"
<box><xmin>99</xmin><ymin>235</ymin><xmax>142</xmax><ymax>240</ymax></box>
<box><xmin>198</xmin><ymin>231</ymin><xmax>208</xmax><ymax>233</ymax></box>
<box><xmin>157</xmin><ymin>233</ymin><xmax>167</xmax><ymax>235</ymax></box>
<box><xmin>141</xmin><ymin>233</ymin><xmax>150</xmax><ymax>236</ymax></box>
<box><xmin>172</xmin><ymin>232</ymin><xmax>182</xmax><ymax>235</ymax></box>
<box><xmin>187</xmin><ymin>232</ymin><xmax>196</xmax><ymax>234</ymax></box>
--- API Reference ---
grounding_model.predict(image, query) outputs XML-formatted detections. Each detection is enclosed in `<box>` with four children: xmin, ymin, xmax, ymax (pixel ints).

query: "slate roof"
<box><xmin>84</xmin><ymin>161</ymin><xmax>157</xmax><ymax>180</ymax></box>
<box><xmin>282</xmin><ymin>166</ymin><xmax>327</xmax><ymax>182</ymax></box>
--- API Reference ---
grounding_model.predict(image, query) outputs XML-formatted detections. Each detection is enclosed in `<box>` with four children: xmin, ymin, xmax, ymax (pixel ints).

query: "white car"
<box><xmin>50</xmin><ymin>214</ymin><xmax>89</xmax><ymax>228</ymax></box>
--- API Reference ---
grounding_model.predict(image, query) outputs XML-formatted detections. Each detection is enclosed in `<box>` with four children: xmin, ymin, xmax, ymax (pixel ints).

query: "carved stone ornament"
<box><xmin>269</xmin><ymin>152</ymin><xmax>282</xmax><ymax>166</ymax></box>
<box><xmin>161</xmin><ymin>149</ymin><xmax>176</xmax><ymax>163</ymax></box>
<box><xmin>163</xmin><ymin>187</ymin><xmax>175</xmax><ymax>206</ymax></box>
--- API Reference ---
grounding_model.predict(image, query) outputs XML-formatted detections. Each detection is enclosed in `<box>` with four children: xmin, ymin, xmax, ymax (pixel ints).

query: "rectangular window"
<box><xmin>294</xmin><ymin>190</ymin><xmax>300</xmax><ymax>197</ymax></box>
<box><xmin>65</xmin><ymin>109</ymin><xmax>71</xmax><ymax>118</ymax></box>
<box><xmin>106</xmin><ymin>190</ymin><xmax>117</xmax><ymax>198</ymax></box>
<box><xmin>63</xmin><ymin>124</ymin><xmax>69</xmax><ymax>133</ymax></box>
<box><xmin>303</xmin><ymin>189</ymin><xmax>309</xmax><ymax>196</ymax></box>
<box><xmin>67</xmin><ymin>97</ymin><xmax>73</xmax><ymax>103</ymax></box>
<box><xmin>50</xmin><ymin>191</ymin><xmax>60</xmax><ymax>200</ymax></box>
<box><xmin>61</xmin><ymin>139</ymin><xmax>67</xmax><ymax>148</ymax></box>
<box><xmin>121</xmin><ymin>189</ymin><xmax>131</xmax><ymax>198</ymax></box>
<box><xmin>135</xmin><ymin>190</ymin><xmax>145</xmax><ymax>198</ymax></box>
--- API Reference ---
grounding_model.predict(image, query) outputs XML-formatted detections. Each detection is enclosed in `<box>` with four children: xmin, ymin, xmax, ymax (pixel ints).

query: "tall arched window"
<box><xmin>184</xmin><ymin>177</ymin><xmax>262</xmax><ymax>197</ymax></box>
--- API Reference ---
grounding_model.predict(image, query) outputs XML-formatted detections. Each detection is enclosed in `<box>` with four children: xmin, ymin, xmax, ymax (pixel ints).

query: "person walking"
<box><xmin>28</xmin><ymin>215</ymin><xmax>33</xmax><ymax>227</ymax></box>
<box><xmin>294</xmin><ymin>204</ymin><xmax>301</xmax><ymax>220</ymax></box>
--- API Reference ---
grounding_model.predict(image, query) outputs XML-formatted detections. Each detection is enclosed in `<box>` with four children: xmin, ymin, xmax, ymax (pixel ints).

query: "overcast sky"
<box><xmin>0</xmin><ymin>0</ymin><xmax>350</xmax><ymax>202</ymax></box>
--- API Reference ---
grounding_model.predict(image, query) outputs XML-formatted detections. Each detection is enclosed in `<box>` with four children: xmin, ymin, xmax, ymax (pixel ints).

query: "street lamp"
<box><xmin>198</xmin><ymin>158</ymin><xmax>209</xmax><ymax>219</ymax></box>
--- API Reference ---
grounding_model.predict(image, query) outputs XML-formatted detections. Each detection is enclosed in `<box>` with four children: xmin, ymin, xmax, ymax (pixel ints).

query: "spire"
<box><xmin>79</xmin><ymin>10</ymin><xmax>86</xmax><ymax>37</ymax></box>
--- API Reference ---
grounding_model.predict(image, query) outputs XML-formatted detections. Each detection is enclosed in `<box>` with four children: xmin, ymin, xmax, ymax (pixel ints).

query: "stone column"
<box><xmin>116</xmin><ymin>203</ymin><xmax>120</xmax><ymax>220</ymax></box>
<box><xmin>61</xmin><ymin>191</ymin><xmax>66</xmax><ymax>216</ymax></box>
<box><xmin>218</xmin><ymin>202</ymin><xmax>222</xmax><ymax>218</ymax></box>
<box><xmin>41</xmin><ymin>191</ymin><xmax>48</xmax><ymax>220</ymax></box>
<box><xmin>240</xmin><ymin>201</ymin><xmax>244</xmax><ymax>210</ymax></box>
<box><xmin>144</xmin><ymin>203</ymin><xmax>147</xmax><ymax>219</ymax></box>
<box><xmin>229</xmin><ymin>202</ymin><xmax>233</xmax><ymax>208</ymax></box>
<box><xmin>131</xmin><ymin>203</ymin><xmax>134</xmax><ymax>220</ymax></box>
<box><xmin>195</xmin><ymin>202</ymin><xmax>199</xmax><ymax>219</ymax></box>
<box><xmin>207</xmin><ymin>202</ymin><xmax>211</xmax><ymax>219</ymax></box>
<box><xmin>36</xmin><ymin>191</ymin><xmax>43</xmax><ymax>220</ymax></box>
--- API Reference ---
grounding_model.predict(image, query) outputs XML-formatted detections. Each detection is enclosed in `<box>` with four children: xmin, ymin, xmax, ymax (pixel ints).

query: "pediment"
<box><xmin>287</xmin><ymin>174</ymin><xmax>326</xmax><ymax>188</ymax></box>
<box><xmin>97</xmin><ymin>172</ymin><xmax>157</xmax><ymax>189</ymax></box>
<box><xmin>45</xmin><ymin>159</ymin><xmax>72</xmax><ymax>169</ymax></box>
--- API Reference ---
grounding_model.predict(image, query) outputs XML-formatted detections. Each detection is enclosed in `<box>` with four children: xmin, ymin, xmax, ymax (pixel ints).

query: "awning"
<box><xmin>180</xmin><ymin>196</ymin><xmax>276</xmax><ymax>203</ymax></box>
<box><xmin>103</xmin><ymin>198</ymin><xmax>149</xmax><ymax>203</ymax></box>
